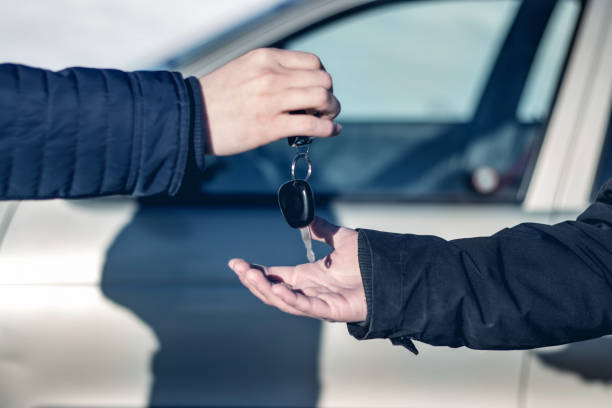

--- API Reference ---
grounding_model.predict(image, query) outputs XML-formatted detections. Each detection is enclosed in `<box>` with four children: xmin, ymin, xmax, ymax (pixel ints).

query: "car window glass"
<box><xmin>517</xmin><ymin>0</ymin><xmax>581</xmax><ymax>122</ymax></box>
<box><xmin>287</xmin><ymin>1</ymin><xmax>520</xmax><ymax>122</ymax></box>
<box><xmin>198</xmin><ymin>0</ymin><xmax>582</xmax><ymax>202</ymax></box>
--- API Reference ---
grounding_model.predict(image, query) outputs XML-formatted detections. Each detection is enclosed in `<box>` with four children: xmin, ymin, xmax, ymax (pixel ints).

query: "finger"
<box><xmin>228</xmin><ymin>258</ymin><xmax>254</xmax><ymax>276</ymax></box>
<box><xmin>272</xmin><ymin>114</ymin><xmax>342</xmax><ymax>140</ymax></box>
<box><xmin>230</xmin><ymin>259</ymin><xmax>271</xmax><ymax>304</ymax></box>
<box><xmin>277</xmin><ymin>87</ymin><xmax>340</xmax><ymax>118</ymax></box>
<box><xmin>272</xmin><ymin>284</ymin><xmax>333</xmax><ymax>321</ymax></box>
<box><xmin>269</xmin><ymin>49</ymin><xmax>323</xmax><ymax>70</ymax></box>
<box><xmin>281</xmin><ymin>69</ymin><xmax>333</xmax><ymax>90</ymax></box>
<box><xmin>230</xmin><ymin>259</ymin><xmax>308</xmax><ymax>316</ymax></box>
<box><xmin>244</xmin><ymin>267</ymin><xmax>309</xmax><ymax>317</ymax></box>
<box><xmin>265</xmin><ymin>265</ymin><xmax>299</xmax><ymax>286</ymax></box>
<box><xmin>229</xmin><ymin>259</ymin><xmax>295</xmax><ymax>285</ymax></box>
<box><xmin>300</xmin><ymin>286</ymin><xmax>327</xmax><ymax>297</ymax></box>
<box><xmin>309</xmin><ymin>216</ymin><xmax>342</xmax><ymax>245</ymax></box>
<box><xmin>238</xmin><ymin>269</ymin><xmax>268</xmax><ymax>301</ymax></box>
<box><xmin>230</xmin><ymin>259</ymin><xmax>276</xmax><ymax>303</ymax></box>
<box><xmin>242</xmin><ymin>277</ymin><xmax>271</xmax><ymax>306</ymax></box>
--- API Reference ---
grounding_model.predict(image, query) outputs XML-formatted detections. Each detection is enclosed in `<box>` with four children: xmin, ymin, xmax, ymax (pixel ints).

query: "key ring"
<box><xmin>291</xmin><ymin>153</ymin><xmax>312</xmax><ymax>181</ymax></box>
<box><xmin>296</xmin><ymin>144</ymin><xmax>310</xmax><ymax>156</ymax></box>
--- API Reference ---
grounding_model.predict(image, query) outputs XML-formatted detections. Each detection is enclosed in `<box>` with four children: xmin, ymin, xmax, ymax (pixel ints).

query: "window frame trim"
<box><xmin>524</xmin><ymin>0</ymin><xmax>611</xmax><ymax>212</ymax></box>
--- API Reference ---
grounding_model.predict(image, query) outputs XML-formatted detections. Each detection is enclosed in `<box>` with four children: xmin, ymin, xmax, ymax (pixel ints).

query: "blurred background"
<box><xmin>0</xmin><ymin>0</ymin><xmax>279</xmax><ymax>70</ymax></box>
<box><xmin>1</xmin><ymin>0</ymin><xmax>612</xmax><ymax>407</ymax></box>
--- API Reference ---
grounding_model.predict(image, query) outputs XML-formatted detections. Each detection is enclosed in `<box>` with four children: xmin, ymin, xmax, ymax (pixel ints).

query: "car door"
<box><xmin>524</xmin><ymin>3</ymin><xmax>612</xmax><ymax>402</ymax></box>
<box><xmin>180</xmin><ymin>0</ymin><xmax>587</xmax><ymax>406</ymax></box>
<box><xmin>272</xmin><ymin>0</ymin><xmax>588</xmax><ymax>406</ymax></box>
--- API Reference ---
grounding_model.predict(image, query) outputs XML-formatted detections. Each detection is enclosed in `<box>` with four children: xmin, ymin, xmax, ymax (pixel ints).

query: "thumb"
<box><xmin>309</xmin><ymin>216</ymin><xmax>341</xmax><ymax>247</ymax></box>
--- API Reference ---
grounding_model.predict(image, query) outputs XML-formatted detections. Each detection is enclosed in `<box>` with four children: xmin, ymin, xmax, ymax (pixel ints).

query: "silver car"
<box><xmin>1</xmin><ymin>0</ymin><xmax>612</xmax><ymax>406</ymax></box>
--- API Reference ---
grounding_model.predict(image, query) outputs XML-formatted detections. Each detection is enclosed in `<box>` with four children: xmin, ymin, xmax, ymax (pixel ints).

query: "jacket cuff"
<box><xmin>352</xmin><ymin>229</ymin><xmax>373</xmax><ymax>327</ymax></box>
<box><xmin>125</xmin><ymin>70</ymin><xmax>191</xmax><ymax>196</ymax></box>
<box><xmin>347</xmin><ymin>229</ymin><xmax>419</xmax><ymax>354</ymax></box>
<box><xmin>185</xmin><ymin>76</ymin><xmax>206</xmax><ymax>172</ymax></box>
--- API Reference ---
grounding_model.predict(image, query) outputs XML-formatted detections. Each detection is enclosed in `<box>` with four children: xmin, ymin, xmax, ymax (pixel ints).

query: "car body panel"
<box><xmin>2</xmin><ymin>0</ymin><xmax>612</xmax><ymax>407</ymax></box>
<box><xmin>319</xmin><ymin>323</ymin><xmax>524</xmax><ymax>408</ymax></box>
<box><xmin>0</xmin><ymin>285</ymin><xmax>157</xmax><ymax>408</ymax></box>
<box><xmin>0</xmin><ymin>202</ymin><xmax>18</xmax><ymax>249</ymax></box>
<box><xmin>0</xmin><ymin>199</ymin><xmax>135</xmax><ymax>285</ymax></box>
<box><xmin>525</xmin><ymin>339</ymin><xmax>612</xmax><ymax>408</ymax></box>
<box><xmin>0</xmin><ymin>200</ymin><xmax>154</xmax><ymax>408</ymax></box>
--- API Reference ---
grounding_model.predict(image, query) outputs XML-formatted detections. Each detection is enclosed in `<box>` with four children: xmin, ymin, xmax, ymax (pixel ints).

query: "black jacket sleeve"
<box><xmin>0</xmin><ymin>63</ymin><xmax>206</xmax><ymax>199</ymax></box>
<box><xmin>348</xmin><ymin>179</ymin><xmax>612</xmax><ymax>354</ymax></box>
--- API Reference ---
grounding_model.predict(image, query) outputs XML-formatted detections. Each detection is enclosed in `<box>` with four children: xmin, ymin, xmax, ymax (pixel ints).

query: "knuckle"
<box><xmin>297</xmin><ymin>115</ymin><xmax>317</xmax><ymax>134</ymax></box>
<box><xmin>255</xmin><ymin>69</ymin><xmax>278</xmax><ymax>89</ymax></box>
<box><xmin>245</xmin><ymin>48</ymin><xmax>260</xmax><ymax>61</ymax></box>
<box><xmin>250</xmin><ymin>48</ymin><xmax>272</xmax><ymax>64</ymax></box>
<box><xmin>319</xmin><ymin>71</ymin><xmax>333</xmax><ymax>89</ymax></box>
<box><xmin>305</xmin><ymin>53</ymin><xmax>322</xmax><ymax>69</ymax></box>
<box><xmin>320</xmin><ymin>120</ymin><xmax>335</xmax><ymax>136</ymax></box>
<box><xmin>313</xmin><ymin>87</ymin><xmax>331</xmax><ymax>105</ymax></box>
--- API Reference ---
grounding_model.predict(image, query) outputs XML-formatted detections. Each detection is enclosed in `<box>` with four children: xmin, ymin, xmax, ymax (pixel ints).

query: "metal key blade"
<box><xmin>299</xmin><ymin>226</ymin><xmax>315</xmax><ymax>262</ymax></box>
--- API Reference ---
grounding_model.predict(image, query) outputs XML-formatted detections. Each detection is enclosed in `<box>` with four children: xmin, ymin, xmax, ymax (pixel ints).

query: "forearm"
<box><xmin>350</xmin><ymin>181</ymin><xmax>612</xmax><ymax>352</ymax></box>
<box><xmin>0</xmin><ymin>64</ymin><xmax>205</xmax><ymax>199</ymax></box>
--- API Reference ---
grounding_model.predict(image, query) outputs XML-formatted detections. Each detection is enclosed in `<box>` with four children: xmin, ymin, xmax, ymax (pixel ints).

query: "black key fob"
<box><xmin>277</xmin><ymin>179</ymin><xmax>315</xmax><ymax>229</ymax></box>
<box><xmin>288</xmin><ymin>136</ymin><xmax>313</xmax><ymax>147</ymax></box>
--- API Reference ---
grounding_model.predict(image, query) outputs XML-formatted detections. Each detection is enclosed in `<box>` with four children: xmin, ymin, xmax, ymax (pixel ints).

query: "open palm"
<box><xmin>229</xmin><ymin>217</ymin><xmax>367</xmax><ymax>323</ymax></box>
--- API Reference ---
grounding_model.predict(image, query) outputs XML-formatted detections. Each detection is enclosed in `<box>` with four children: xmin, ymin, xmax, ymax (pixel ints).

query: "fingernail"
<box><xmin>228</xmin><ymin>259</ymin><xmax>236</xmax><ymax>269</ymax></box>
<box><xmin>334</xmin><ymin>122</ymin><xmax>342</xmax><ymax>134</ymax></box>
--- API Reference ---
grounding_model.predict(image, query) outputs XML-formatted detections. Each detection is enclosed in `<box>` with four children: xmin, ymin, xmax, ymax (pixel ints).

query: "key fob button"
<box><xmin>278</xmin><ymin>180</ymin><xmax>314</xmax><ymax>229</ymax></box>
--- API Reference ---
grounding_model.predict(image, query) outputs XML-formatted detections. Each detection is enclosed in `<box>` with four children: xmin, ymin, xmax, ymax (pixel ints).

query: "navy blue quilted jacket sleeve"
<box><xmin>349</xmin><ymin>179</ymin><xmax>612</xmax><ymax>353</ymax></box>
<box><xmin>0</xmin><ymin>64</ymin><xmax>205</xmax><ymax>199</ymax></box>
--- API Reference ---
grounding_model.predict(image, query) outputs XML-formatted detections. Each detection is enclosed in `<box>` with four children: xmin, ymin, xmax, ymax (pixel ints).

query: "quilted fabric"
<box><xmin>0</xmin><ymin>64</ymin><xmax>205</xmax><ymax>199</ymax></box>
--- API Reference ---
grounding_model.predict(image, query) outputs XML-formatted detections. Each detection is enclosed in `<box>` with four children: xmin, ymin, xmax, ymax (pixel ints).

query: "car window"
<box><xmin>198</xmin><ymin>0</ymin><xmax>582</xmax><ymax>202</ymax></box>
<box><xmin>517</xmin><ymin>0</ymin><xmax>581</xmax><ymax>122</ymax></box>
<box><xmin>593</xmin><ymin>107</ymin><xmax>612</xmax><ymax>197</ymax></box>
<box><xmin>287</xmin><ymin>1</ymin><xmax>520</xmax><ymax>122</ymax></box>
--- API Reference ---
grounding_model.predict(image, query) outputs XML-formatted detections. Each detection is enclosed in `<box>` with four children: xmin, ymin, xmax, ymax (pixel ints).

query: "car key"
<box><xmin>278</xmin><ymin>136</ymin><xmax>316</xmax><ymax>262</ymax></box>
<box><xmin>278</xmin><ymin>179</ymin><xmax>315</xmax><ymax>262</ymax></box>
